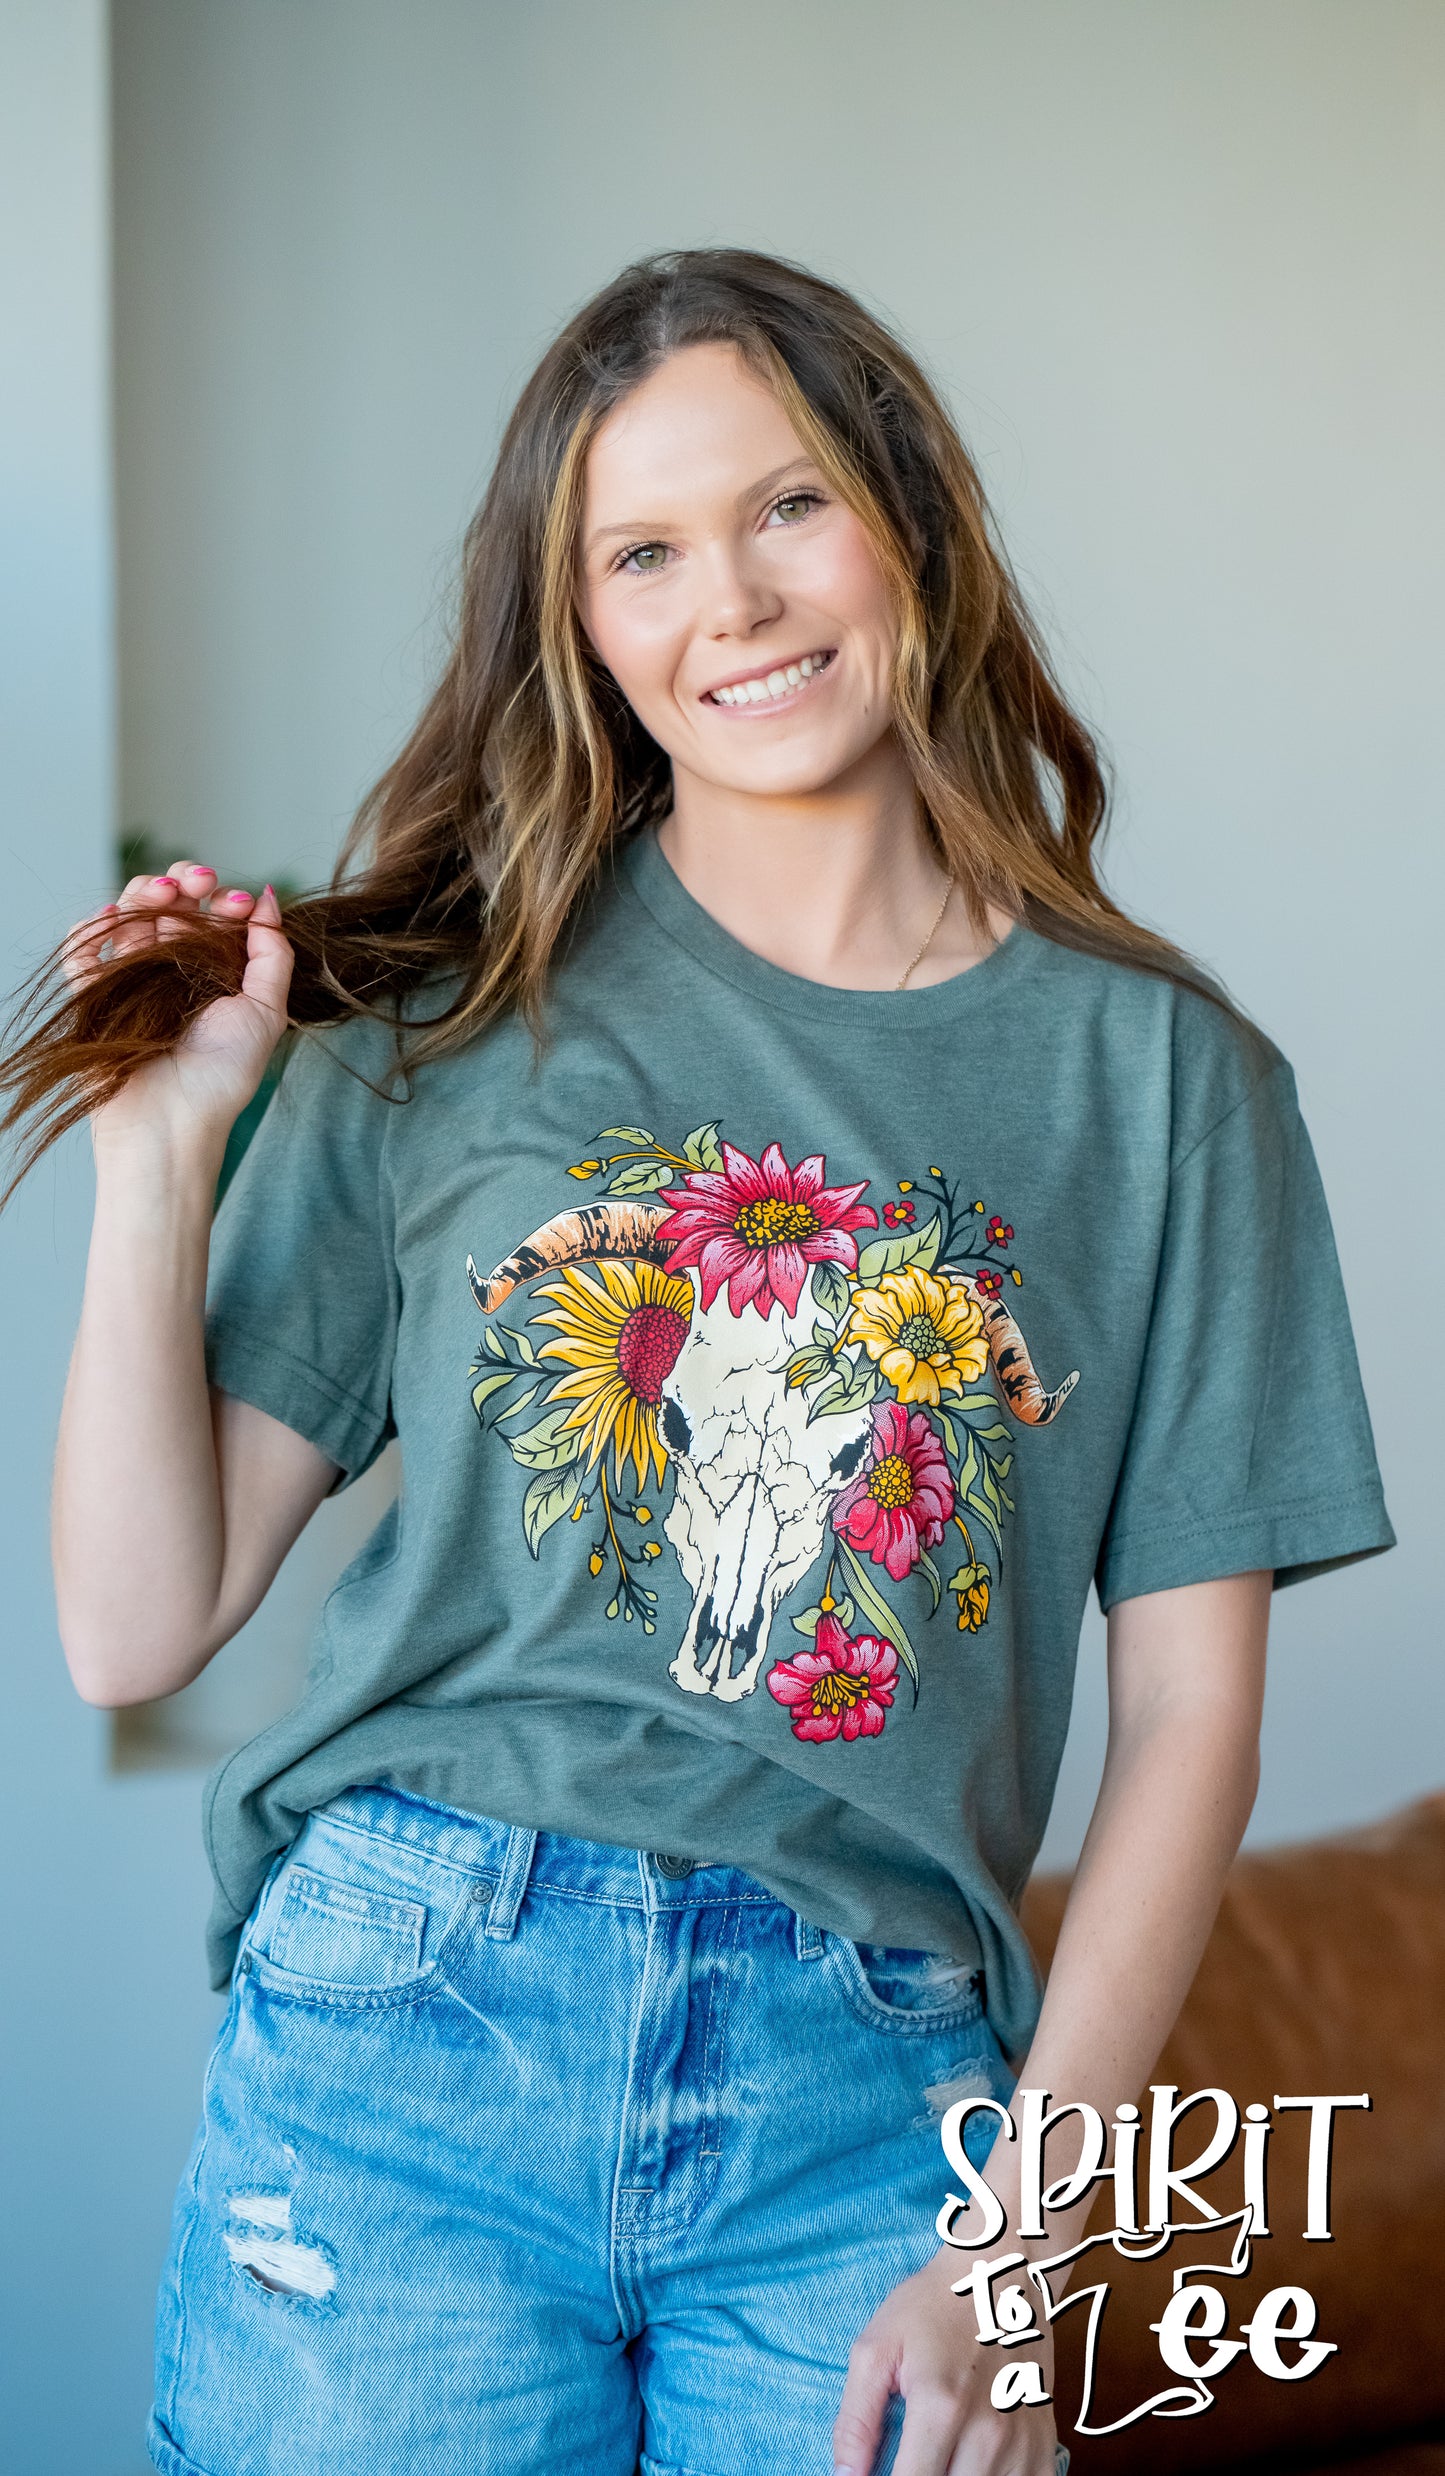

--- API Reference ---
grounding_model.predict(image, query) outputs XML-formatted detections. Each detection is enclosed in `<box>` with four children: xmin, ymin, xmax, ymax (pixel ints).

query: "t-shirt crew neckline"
<box><xmin>619</xmin><ymin>826</ymin><xmax>1039</xmax><ymax>1027</ymax></box>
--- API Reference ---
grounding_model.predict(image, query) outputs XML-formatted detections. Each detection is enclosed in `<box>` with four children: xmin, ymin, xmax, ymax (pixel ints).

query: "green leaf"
<box><xmin>855</xmin><ymin>1214</ymin><xmax>941</xmax><ymax>1283</ymax></box>
<box><xmin>955</xmin><ymin>1391</ymin><xmax>1002</xmax><ymax>1419</ymax></box>
<box><xmin>605</xmin><ymin>1159</ymin><xmax>673</xmax><ymax>1196</ymax></box>
<box><xmin>598</xmin><ymin>1126</ymin><xmax>655</xmax><ymax>1144</ymax></box>
<box><xmin>837</xmin><ymin>1539</ymin><xmax>919</xmax><ymax>1696</ymax></box>
<box><xmin>512</xmin><ymin>1328</ymin><xmax>537</xmax><ymax>1364</ymax></box>
<box><xmin>806</xmin><ymin>1355</ymin><xmax>882</xmax><ymax>1421</ymax></box>
<box><xmin>790</xmin><ymin>1594</ymin><xmax>856</xmax><ymax>1637</ymax></box>
<box><xmin>470</xmin><ymin>1368</ymin><xmax>519</xmax><ymax>1418</ymax></box>
<box><xmin>936</xmin><ymin>1410</ymin><xmax>962</xmax><ymax>1462</ymax></box>
<box><xmin>507</xmin><ymin>1401</ymin><xmax>585</xmax><ymax>1470</ymax></box>
<box><xmin>811</xmin><ymin>1262</ymin><xmax>852</xmax><ymax>1321</ymax></box>
<box><xmin>681</xmin><ymin>1120</ymin><xmax>724</xmax><ymax>1171</ymax></box>
<box><xmin>975</xmin><ymin>1422</ymin><xmax>1012</xmax><ymax>1443</ymax></box>
<box><xmin>965</xmin><ymin>1488</ymin><xmax>1002</xmax><ymax>1553</ymax></box>
<box><xmin>482</xmin><ymin>1325</ymin><xmax>509</xmax><ymax>1361</ymax></box>
<box><xmin>521</xmin><ymin>1462</ymin><xmax>583</xmax><ymax>1556</ymax></box>
<box><xmin>605</xmin><ymin>1595</ymin><xmax>620</xmax><ymax>1619</ymax></box>
<box><xmin>958</xmin><ymin>1430</ymin><xmax>979</xmax><ymax>1501</ymax></box>
<box><xmin>786</xmin><ymin>1344</ymin><xmax>833</xmax><ymax>1390</ymax></box>
<box><xmin>917</xmin><ymin>1548</ymin><xmax>943</xmax><ymax>1614</ymax></box>
<box><xmin>493</xmin><ymin>1380</ymin><xmax>543</xmax><ymax>1423</ymax></box>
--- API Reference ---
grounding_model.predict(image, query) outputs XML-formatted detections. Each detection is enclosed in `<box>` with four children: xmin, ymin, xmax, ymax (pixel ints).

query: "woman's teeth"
<box><xmin>709</xmin><ymin>650</ymin><xmax>833</xmax><ymax>707</ymax></box>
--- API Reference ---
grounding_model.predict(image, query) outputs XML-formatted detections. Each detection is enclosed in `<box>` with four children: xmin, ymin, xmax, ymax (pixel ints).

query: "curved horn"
<box><xmin>468</xmin><ymin>1200</ymin><xmax>672</xmax><ymax>1313</ymax></box>
<box><xmin>952</xmin><ymin>1269</ymin><xmax>1080</xmax><ymax>1426</ymax></box>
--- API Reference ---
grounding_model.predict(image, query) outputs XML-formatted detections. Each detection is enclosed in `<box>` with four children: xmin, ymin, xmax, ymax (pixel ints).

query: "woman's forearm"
<box><xmin>52</xmin><ymin>1123</ymin><xmax>233</xmax><ymax>1701</ymax></box>
<box><xmin>980</xmin><ymin>1570</ymin><xmax>1271</xmax><ymax>2268</ymax></box>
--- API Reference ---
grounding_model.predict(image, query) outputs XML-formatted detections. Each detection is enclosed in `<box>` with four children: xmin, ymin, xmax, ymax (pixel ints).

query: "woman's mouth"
<box><xmin>701</xmin><ymin>647</ymin><xmax>837</xmax><ymax>712</ymax></box>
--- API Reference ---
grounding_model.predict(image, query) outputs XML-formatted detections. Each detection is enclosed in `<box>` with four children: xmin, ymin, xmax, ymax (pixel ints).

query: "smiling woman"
<box><xmin>3</xmin><ymin>248</ymin><xmax>1392</xmax><ymax>2476</ymax></box>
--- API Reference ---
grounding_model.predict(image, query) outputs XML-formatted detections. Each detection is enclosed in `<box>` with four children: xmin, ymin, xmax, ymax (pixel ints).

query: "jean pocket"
<box><xmin>826</xmin><ymin>1937</ymin><xmax>985</xmax><ymax>2033</ymax></box>
<box><xmin>241</xmin><ymin>1815</ymin><xmax>481</xmax><ymax>2004</ymax></box>
<box><xmin>267</xmin><ymin>1865</ymin><xmax>427</xmax><ymax>1991</ymax></box>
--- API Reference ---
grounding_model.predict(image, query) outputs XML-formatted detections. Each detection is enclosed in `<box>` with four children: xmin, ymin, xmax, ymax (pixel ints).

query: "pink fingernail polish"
<box><xmin>155</xmin><ymin>876</ymin><xmax>178</xmax><ymax>891</ymax></box>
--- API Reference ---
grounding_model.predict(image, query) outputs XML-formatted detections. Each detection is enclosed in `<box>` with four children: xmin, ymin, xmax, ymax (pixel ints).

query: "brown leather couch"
<box><xmin>1017</xmin><ymin>1793</ymin><xmax>1445</xmax><ymax>2473</ymax></box>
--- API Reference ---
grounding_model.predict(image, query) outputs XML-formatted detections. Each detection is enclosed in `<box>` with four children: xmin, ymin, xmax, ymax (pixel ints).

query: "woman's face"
<box><xmin>576</xmin><ymin>342</ymin><xmax>902</xmax><ymax>802</ymax></box>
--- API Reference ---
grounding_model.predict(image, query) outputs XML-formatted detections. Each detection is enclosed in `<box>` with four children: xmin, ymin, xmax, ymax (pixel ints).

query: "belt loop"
<box><xmin>794</xmin><ymin>1912</ymin><xmax>824</xmax><ymax>1962</ymax></box>
<box><xmin>484</xmin><ymin>1825</ymin><xmax>538</xmax><ymax>1940</ymax></box>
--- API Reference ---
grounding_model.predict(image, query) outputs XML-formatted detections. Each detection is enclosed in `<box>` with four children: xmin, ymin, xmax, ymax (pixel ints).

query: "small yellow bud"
<box><xmin>929</xmin><ymin>1166</ymin><xmax>942</xmax><ymax>1179</ymax></box>
<box><xmin>973</xmin><ymin>1200</ymin><xmax>985</xmax><ymax>1214</ymax></box>
<box><xmin>897</xmin><ymin>1179</ymin><xmax>914</xmax><ymax>1193</ymax></box>
<box><xmin>633</xmin><ymin>1505</ymin><xmax>652</xmax><ymax>1523</ymax></box>
<box><xmin>1011</xmin><ymin>1267</ymin><xmax>1022</xmax><ymax>1285</ymax></box>
<box><xmin>567</xmin><ymin>1160</ymin><xmax>603</xmax><ymax>1179</ymax></box>
<box><xmin>819</xmin><ymin>1593</ymin><xmax>836</xmax><ymax>1612</ymax></box>
<box><xmin>643</xmin><ymin>1540</ymin><xmax>661</xmax><ymax>1560</ymax></box>
<box><xmin>570</xmin><ymin>1500</ymin><xmax>586</xmax><ymax>1520</ymax></box>
<box><xmin>588</xmin><ymin>1551</ymin><xmax>604</xmax><ymax>1577</ymax></box>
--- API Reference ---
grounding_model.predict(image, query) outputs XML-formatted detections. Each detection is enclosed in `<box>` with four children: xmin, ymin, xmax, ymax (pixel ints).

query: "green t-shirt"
<box><xmin>200</xmin><ymin>830</ymin><xmax>1393</xmax><ymax>2053</ymax></box>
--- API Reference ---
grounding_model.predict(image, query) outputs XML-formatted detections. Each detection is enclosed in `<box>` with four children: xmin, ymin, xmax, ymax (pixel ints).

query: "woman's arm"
<box><xmin>51</xmin><ymin>866</ymin><xmax>338</xmax><ymax>1706</ymax></box>
<box><xmin>833</xmin><ymin>1568</ymin><xmax>1271</xmax><ymax>2476</ymax></box>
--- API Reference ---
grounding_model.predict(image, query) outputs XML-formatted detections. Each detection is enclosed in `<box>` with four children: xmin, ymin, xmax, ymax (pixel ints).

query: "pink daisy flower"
<box><xmin>832</xmin><ymin>1400</ymin><xmax>954</xmax><ymax>1582</ymax></box>
<box><xmin>655</xmin><ymin>1140</ymin><xmax>876</xmax><ymax>1320</ymax></box>
<box><xmin>767</xmin><ymin>1610</ymin><xmax>898</xmax><ymax>1742</ymax></box>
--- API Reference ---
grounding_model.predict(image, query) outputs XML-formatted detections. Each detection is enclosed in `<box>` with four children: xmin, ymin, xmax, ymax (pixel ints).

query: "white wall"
<box><xmin>2</xmin><ymin>6</ymin><xmax>1439</xmax><ymax>2465</ymax></box>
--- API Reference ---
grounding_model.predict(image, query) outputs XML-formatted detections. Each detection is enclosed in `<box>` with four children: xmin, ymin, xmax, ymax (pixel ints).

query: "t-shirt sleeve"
<box><xmin>204</xmin><ymin>1022</ymin><xmax>402</xmax><ymax>1489</ymax></box>
<box><xmin>1095</xmin><ymin>1055</ymin><xmax>1394</xmax><ymax>1608</ymax></box>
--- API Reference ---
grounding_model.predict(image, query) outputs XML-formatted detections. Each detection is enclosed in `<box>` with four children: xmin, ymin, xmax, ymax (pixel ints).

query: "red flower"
<box><xmin>767</xmin><ymin>1610</ymin><xmax>897</xmax><ymax>1741</ymax></box>
<box><xmin>882</xmin><ymin>1198</ymin><xmax>916</xmax><ymax>1228</ymax></box>
<box><xmin>655</xmin><ymin>1141</ymin><xmax>876</xmax><ymax>1320</ymax></box>
<box><xmin>975</xmin><ymin>1267</ymin><xmax>1003</xmax><ymax>1297</ymax></box>
<box><xmin>831</xmin><ymin>1401</ymin><xmax>954</xmax><ymax>1582</ymax></box>
<box><xmin>987</xmin><ymin>1216</ymin><xmax>1014</xmax><ymax>1247</ymax></box>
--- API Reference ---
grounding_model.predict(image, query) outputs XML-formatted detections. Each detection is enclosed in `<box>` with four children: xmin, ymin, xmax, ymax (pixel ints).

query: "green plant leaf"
<box><xmin>598</xmin><ymin>1126</ymin><xmax>655</xmax><ymax>1144</ymax></box>
<box><xmin>786</xmin><ymin>1344</ymin><xmax>833</xmax><ymax>1389</ymax></box>
<box><xmin>512</xmin><ymin>1328</ymin><xmax>537</xmax><ymax>1364</ymax></box>
<box><xmin>965</xmin><ymin>1488</ymin><xmax>1002</xmax><ymax>1553</ymax></box>
<box><xmin>811</xmin><ymin>1262</ymin><xmax>852</xmax><ymax>1321</ymax></box>
<box><xmin>493</xmin><ymin>1380</ymin><xmax>543</xmax><ymax>1424</ymax></box>
<box><xmin>507</xmin><ymin>1401</ymin><xmax>585</xmax><ymax>1470</ymax></box>
<box><xmin>855</xmin><ymin>1214</ymin><xmax>941</xmax><ymax>1283</ymax></box>
<box><xmin>521</xmin><ymin>1462</ymin><xmax>583</xmax><ymax>1556</ymax></box>
<box><xmin>975</xmin><ymin>1422</ymin><xmax>1011</xmax><ymax>1444</ymax></box>
<box><xmin>936</xmin><ymin>1410</ymin><xmax>962</xmax><ymax>1461</ymax></box>
<box><xmin>917</xmin><ymin>1549</ymin><xmax>942</xmax><ymax>1614</ymax></box>
<box><xmin>470</xmin><ymin>1368</ymin><xmax>518</xmax><ymax>1418</ymax></box>
<box><xmin>837</xmin><ymin>1539</ymin><xmax>919</xmax><ymax>1696</ymax></box>
<box><xmin>954</xmin><ymin>1391</ymin><xmax>1002</xmax><ymax>1420</ymax></box>
<box><xmin>681</xmin><ymin>1120</ymin><xmax>724</xmax><ymax>1171</ymax></box>
<box><xmin>806</xmin><ymin>1354</ymin><xmax>882</xmax><ymax>1421</ymax></box>
<box><xmin>958</xmin><ymin>1430</ymin><xmax>979</xmax><ymax>1501</ymax></box>
<box><xmin>482</xmin><ymin>1325</ymin><xmax>509</xmax><ymax>1361</ymax></box>
<box><xmin>605</xmin><ymin>1159</ymin><xmax>672</xmax><ymax>1196</ymax></box>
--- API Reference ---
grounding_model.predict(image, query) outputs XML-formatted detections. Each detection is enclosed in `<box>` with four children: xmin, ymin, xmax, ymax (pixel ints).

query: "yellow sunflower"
<box><xmin>844</xmin><ymin>1266</ymin><xmax>990</xmax><ymax>1406</ymax></box>
<box><xmin>531</xmin><ymin>1259</ymin><xmax>693</xmax><ymax>1493</ymax></box>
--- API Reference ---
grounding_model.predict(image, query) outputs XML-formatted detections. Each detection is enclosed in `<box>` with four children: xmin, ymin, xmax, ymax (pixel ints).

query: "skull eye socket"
<box><xmin>661</xmin><ymin>1397</ymin><xmax>693</xmax><ymax>1456</ymax></box>
<box><xmin>830</xmin><ymin>1434</ymin><xmax>867</xmax><ymax>1481</ymax></box>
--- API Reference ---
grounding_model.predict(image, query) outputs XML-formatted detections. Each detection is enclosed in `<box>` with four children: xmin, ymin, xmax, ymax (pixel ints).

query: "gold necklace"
<box><xmin>895</xmin><ymin>875</ymin><xmax>955</xmax><ymax>990</ymax></box>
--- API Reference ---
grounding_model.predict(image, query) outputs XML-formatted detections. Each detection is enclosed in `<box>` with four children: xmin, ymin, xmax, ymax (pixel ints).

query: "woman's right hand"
<box><xmin>65</xmin><ymin>860</ymin><xmax>294</xmax><ymax>1152</ymax></box>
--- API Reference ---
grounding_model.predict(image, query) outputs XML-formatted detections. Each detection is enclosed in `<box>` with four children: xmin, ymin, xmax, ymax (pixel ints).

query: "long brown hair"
<box><xmin>2</xmin><ymin>245</ymin><xmax>1234</xmax><ymax>1194</ymax></box>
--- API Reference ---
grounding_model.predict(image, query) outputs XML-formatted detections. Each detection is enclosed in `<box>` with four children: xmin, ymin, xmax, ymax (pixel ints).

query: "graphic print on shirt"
<box><xmin>466</xmin><ymin>1126</ymin><xmax>1079</xmax><ymax>1739</ymax></box>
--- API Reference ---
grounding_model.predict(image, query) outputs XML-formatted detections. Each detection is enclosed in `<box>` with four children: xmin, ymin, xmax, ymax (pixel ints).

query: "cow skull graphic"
<box><xmin>469</xmin><ymin>1196</ymin><xmax>1076</xmax><ymax>1704</ymax></box>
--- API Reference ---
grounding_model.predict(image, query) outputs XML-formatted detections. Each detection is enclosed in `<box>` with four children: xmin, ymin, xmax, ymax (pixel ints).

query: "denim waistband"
<box><xmin>319</xmin><ymin>1783</ymin><xmax>802</xmax><ymax>1924</ymax></box>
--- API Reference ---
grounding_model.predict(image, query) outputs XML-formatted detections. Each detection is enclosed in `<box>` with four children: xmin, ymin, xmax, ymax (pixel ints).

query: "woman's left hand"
<box><xmin>832</xmin><ymin>2248</ymin><xmax>1060</xmax><ymax>2474</ymax></box>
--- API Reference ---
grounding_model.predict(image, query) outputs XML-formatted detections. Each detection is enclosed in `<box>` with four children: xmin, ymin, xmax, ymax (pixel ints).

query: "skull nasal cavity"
<box><xmin>617</xmin><ymin>1305</ymin><xmax>690</xmax><ymax>1404</ymax></box>
<box><xmin>661</xmin><ymin>1395</ymin><xmax>693</xmax><ymax>1455</ymax></box>
<box><xmin>732</xmin><ymin>1198</ymin><xmax>820</xmax><ymax>1248</ymax></box>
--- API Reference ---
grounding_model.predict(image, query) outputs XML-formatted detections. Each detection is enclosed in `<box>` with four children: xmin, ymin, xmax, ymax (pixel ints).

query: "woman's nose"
<box><xmin>695</xmin><ymin>540</ymin><xmax>784</xmax><ymax>639</ymax></box>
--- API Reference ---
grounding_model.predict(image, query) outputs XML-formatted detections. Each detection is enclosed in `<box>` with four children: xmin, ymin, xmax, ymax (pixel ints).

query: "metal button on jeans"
<box><xmin>654</xmin><ymin>1853</ymin><xmax>695</xmax><ymax>1879</ymax></box>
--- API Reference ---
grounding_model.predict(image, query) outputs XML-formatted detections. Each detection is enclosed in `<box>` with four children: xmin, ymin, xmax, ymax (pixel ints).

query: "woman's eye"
<box><xmin>620</xmin><ymin>541</ymin><xmax>669</xmax><ymax>574</ymax></box>
<box><xmin>769</xmin><ymin>492</ymin><xmax>822</xmax><ymax>525</ymax></box>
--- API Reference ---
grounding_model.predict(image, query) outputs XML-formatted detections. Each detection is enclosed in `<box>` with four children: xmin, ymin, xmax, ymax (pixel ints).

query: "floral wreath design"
<box><xmin>466</xmin><ymin>1125</ymin><xmax>1078</xmax><ymax>1745</ymax></box>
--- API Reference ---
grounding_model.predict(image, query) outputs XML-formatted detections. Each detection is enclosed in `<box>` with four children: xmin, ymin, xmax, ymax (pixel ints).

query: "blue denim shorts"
<box><xmin>149</xmin><ymin>1785</ymin><xmax>1014</xmax><ymax>2476</ymax></box>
